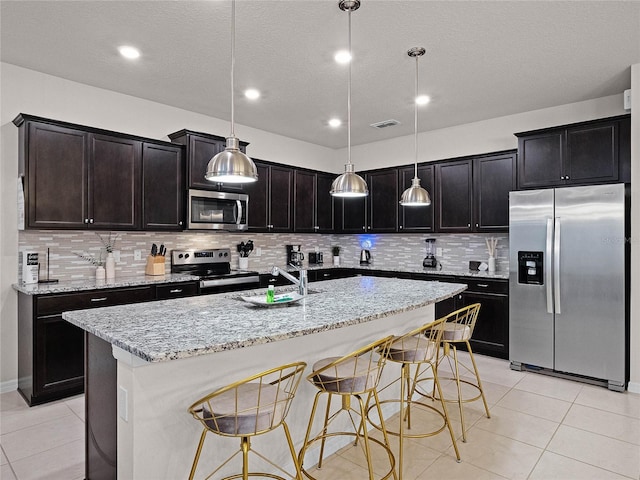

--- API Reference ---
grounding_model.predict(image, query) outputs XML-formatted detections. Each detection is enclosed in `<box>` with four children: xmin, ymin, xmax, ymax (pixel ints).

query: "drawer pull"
<box><xmin>323</xmin><ymin>273</ymin><xmax>330</xmax><ymax>277</ymax></box>
<box><xmin>90</xmin><ymin>297</ymin><xmax>108</xmax><ymax>302</ymax></box>
<box><xmin>169</xmin><ymin>289</ymin><xmax>183</xmax><ymax>293</ymax></box>
<box><xmin>476</xmin><ymin>284</ymin><xmax>489</xmax><ymax>288</ymax></box>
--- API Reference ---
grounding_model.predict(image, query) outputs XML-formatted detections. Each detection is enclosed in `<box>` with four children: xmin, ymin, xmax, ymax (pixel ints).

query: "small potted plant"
<box><xmin>331</xmin><ymin>246</ymin><xmax>341</xmax><ymax>266</ymax></box>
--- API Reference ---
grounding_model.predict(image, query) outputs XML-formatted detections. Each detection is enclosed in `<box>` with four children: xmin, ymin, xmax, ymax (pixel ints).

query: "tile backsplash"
<box><xmin>18</xmin><ymin>230</ymin><xmax>509</xmax><ymax>281</ymax></box>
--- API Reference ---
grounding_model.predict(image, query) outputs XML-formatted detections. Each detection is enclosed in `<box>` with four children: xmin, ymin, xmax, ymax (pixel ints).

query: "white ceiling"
<box><xmin>1</xmin><ymin>1</ymin><xmax>639</xmax><ymax>149</ymax></box>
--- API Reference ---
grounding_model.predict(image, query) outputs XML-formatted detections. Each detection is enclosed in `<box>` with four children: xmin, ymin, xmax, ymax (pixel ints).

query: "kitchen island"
<box><xmin>63</xmin><ymin>276</ymin><xmax>466</xmax><ymax>479</ymax></box>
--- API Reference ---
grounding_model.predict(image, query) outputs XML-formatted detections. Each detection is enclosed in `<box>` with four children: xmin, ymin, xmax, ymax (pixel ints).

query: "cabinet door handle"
<box><xmin>89</xmin><ymin>218</ymin><xmax>94</xmax><ymax>224</ymax></box>
<box><xmin>178</xmin><ymin>221</ymin><xmax>183</xmax><ymax>226</ymax></box>
<box><xmin>399</xmin><ymin>225</ymin><xmax>403</xmax><ymax>229</ymax></box>
<box><xmin>169</xmin><ymin>288</ymin><xmax>183</xmax><ymax>293</ymax></box>
<box><xmin>476</xmin><ymin>223</ymin><xmax>479</xmax><ymax>228</ymax></box>
<box><xmin>467</xmin><ymin>223</ymin><xmax>471</xmax><ymax>228</ymax></box>
<box><xmin>84</xmin><ymin>218</ymin><xmax>89</xmax><ymax>224</ymax></box>
<box><xmin>565</xmin><ymin>175</ymin><xmax>570</xmax><ymax>180</ymax></box>
<box><xmin>90</xmin><ymin>297</ymin><xmax>107</xmax><ymax>302</ymax></box>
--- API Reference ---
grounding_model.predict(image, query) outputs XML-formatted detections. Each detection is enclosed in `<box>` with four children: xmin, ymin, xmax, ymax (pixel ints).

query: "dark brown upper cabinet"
<box><xmin>293</xmin><ymin>170</ymin><xmax>335</xmax><ymax>233</ymax></box>
<box><xmin>398</xmin><ymin>164</ymin><xmax>434</xmax><ymax>233</ymax></box>
<box><xmin>142</xmin><ymin>143</ymin><xmax>184</xmax><ymax>230</ymax></box>
<box><xmin>245</xmin><ymin>160</ymin><xmax>293</xmax><ymax>232</ymax></box>
<box><xmin>15</xmin><ymin>115</ymin><xmax>142</xmax><ymax>230</ymax></box>
<box><xmin>435</xmin><ymin>159</ymin><xmax>473</xmax><ymax>233</ymax></box>
<box><xmin>473</xmin><ymin>152</ymin><xmax>516</xmax><ymax>231</ymax></box>
<box><xmin>89</xmin><ymin>134</ymin><xmax>141</xmax><ymax>230</ymax></box>
<box><xmin>168</xmin><ymin>129</ymin><xmax>249</xmax><ymax>192</ymax></box>
<box><xmin>516</xmin><ymin>115</ymin><xmax>629</xmax><ymax>189</ymax></box>
<box><xmin>367</xmin><ymin>169</ymin><xmax>398</xmax><ymax>232</ymax></box>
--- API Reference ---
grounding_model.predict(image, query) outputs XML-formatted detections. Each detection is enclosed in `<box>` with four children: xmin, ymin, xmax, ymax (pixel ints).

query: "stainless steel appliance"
<box><xmin>286</xmin><ymin>245</ymin><xmax>304</xmax><ymax>267</ymax></box>
<box><xmin>171</xmin><ymin>248</ymin><xmax>259</xmax><ymax>294</ymax></box>
<box><xmin>423</xmin><ymin>238</ymin><xmax>437</xmax><ymax>268</ymax></box>
<box><xmin>359</xmin><ymin>249</ymin><xmax>371</xmax><ymax>265</ymax></box>
<box><xmin>187</xmin><ymin>190</ymin><xmax>248</xmax><ymax>231</ymax></box>
<box><xmin>509</xmin><ymin>184</ymin><xmax>628</xmax><ymax>391</ymax></box>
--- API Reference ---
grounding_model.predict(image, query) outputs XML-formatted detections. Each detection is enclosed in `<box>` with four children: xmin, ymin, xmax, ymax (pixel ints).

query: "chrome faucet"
<box><xmin>270</xmin><ymin>265</ymin><xmax>308</xmax><ymax>296</ymax></box>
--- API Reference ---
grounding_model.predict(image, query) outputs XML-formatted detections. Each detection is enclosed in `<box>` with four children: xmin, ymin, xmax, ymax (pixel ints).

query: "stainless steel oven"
<box><xmin>187</xmin><ymin>190</ymin><xmax>248</xmax><ymax>231</ymax></box>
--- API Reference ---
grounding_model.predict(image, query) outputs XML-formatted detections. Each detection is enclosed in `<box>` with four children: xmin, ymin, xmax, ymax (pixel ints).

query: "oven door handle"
<box><xmin>235</xmin><ymin>200</ymin><xmax>243</xmax><ymax>225</ymax></box>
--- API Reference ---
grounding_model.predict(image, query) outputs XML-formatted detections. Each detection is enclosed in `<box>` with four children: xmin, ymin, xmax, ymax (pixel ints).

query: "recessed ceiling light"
<box><xmin>334</xmin><ymin>50</ymin><xmax>351</xmax><ymax>64</ymax></box>
<box><xmin>118</xmin><ymin>45</ymin><xmax>140</xmax><ymax>60</ymax></box>
<box><xmin>328</xmin><ymin>118</ymin><xmax>342</xmax><ymax>128</ymax></box>
<box><xmin>244</xmin><ymin>89</ymin><xmax>260</xmax><ymax>100</ymax></box>
<box><xmin>416</xmin><ymin>95</ymin><xmax>431</xmax><ymax>105</ymax></box>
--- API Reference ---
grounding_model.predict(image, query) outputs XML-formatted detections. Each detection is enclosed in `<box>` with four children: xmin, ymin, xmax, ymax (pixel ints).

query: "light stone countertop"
<box><xmin>63</xmin><ymin>276</ymin><xmax>467</xmax><ymax>363</ymax></box>
<box><xmin>12</xmin><ymin>273</ymin><xmax>199</xmax><ymax>295</ymax></box>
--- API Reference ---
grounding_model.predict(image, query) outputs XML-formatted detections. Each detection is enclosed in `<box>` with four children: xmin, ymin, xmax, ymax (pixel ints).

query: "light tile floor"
<box><xmin>1</xmin><ymin>353</ymin><xmax>639</xmax><ymax>480</ymax></box>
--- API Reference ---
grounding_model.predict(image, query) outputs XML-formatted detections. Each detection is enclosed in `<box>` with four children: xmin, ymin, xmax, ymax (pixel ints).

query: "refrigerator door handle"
<box><xmin>554</xmin><ymin>217</ymin><xmax>561</xmax><ymax>314</ymax></box>
<box><xmin>546</xmin><ymin>218</ymin><xmax>554</xmax><ymax>314</ymax></box>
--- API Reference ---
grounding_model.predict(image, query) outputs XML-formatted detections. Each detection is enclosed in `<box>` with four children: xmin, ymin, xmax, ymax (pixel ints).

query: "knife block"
<box><xmin>145</xmin><ymin>255</ymin><xmax>166</xmax><ymax>276</ymax></box>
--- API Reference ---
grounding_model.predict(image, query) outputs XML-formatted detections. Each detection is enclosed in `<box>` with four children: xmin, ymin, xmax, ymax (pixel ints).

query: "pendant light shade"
<box><xmin>330</xmin><ymin>0</ymin><xmax>368</xmax><ymax>198</ymax></box>
<box><xmin>205</xmin><ymin>0</ymin><xmax>258</xmax><ymax>184</ymax></box>
<box><xmin>400</xmin><ymin>47</ymin><xmax>431</xmax><ymax>206</ymax></box>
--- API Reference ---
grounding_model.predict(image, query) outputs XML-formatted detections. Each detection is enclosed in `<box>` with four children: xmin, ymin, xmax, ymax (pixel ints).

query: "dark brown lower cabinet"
<box><xmin>17</xmin><ymin>282</ymin><xmax>198</xmax><ymax>406</ymax></box>
<box><xmin>431</xmin><ymin>277</ymin><xmax>509</xmax><ymax>359</ymax></box>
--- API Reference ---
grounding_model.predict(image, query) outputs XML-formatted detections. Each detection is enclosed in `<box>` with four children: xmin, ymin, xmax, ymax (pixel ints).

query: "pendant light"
<box><xmin>330</xmin><ymin>0</ymin><xmax>368</xmax><ymax>198</ymax></box>
<box><xmin>205</xmin><ymin>0</ymin><xmax>258</xmax><ymax>184</ymax></box>
<box><xmin>400</xmin><ymin>47</ymin><xmax>431</xmax><ymax>206</ymax></box>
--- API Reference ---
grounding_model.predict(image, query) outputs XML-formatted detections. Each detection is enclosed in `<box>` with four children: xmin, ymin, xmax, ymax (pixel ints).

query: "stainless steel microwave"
<box><xmin>187</xmin><ymin>190</ymin><xmax>248</xmax><ymax>231</ymax></box>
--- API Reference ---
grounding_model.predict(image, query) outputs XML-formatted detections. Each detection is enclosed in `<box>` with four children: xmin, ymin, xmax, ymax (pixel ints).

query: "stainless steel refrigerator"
<box><xmin>509</xmin><ymin>183</ymin><xmax>627</xmax><ymax>391</ymax></box>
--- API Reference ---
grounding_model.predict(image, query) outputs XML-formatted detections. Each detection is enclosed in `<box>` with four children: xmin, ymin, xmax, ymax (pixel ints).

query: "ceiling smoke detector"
<box><xmin>370</xmin><ymin>119</ymin><xmax>401</xmax><ymax>129</ymax></box>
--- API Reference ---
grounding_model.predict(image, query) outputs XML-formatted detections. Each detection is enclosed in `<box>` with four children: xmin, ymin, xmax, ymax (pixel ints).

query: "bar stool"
<box><xmin>433</xmin><ymin>303</ymin><xmax>490</xmax><ymax>442</ymax></box>
<box><xmin>371</xmin><ymin>317</ymin><xmax>461</xmax><ymax>479</ymax></box>
<box><xmin>298</xmin><ymin>336</ymin><xmax>397</xmax><ymax>480</ymax></box>
<box><xmin>187</xmin><ymin>361</ymin><xmax>307</xmax><ymax>480</ymax></box>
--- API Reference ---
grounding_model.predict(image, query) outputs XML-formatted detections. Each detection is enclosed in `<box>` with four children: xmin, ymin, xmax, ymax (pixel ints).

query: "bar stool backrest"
<box><xmin>188</xmin><ymin>361</ymin><xmax>307</xmax><ymax>437</ymax></box>
<box><xmin>308</xmin><ymin>335</ymin><xmax>395</xmax><ymax>395</ymax></box>
<box><xmin>440</xmin><ymin>303</ymin><xmax>481</xmax><ymax>342</ymax></box>
<box><xmin>386</xmin><ymin>317</ymin><xmax>447</xmax><ymax>364</ymax></box>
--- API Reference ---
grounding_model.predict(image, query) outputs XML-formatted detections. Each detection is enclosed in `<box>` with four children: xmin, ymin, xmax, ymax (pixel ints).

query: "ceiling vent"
<box><xmin>370</xmin><ymin>119</ymin><xmax>400</xmax><ymax>129</ymax></box>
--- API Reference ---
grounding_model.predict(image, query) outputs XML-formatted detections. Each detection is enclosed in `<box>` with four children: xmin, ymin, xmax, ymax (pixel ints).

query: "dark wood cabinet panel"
<box><xmin>35</xmin><ymin>316</ymin><xmax>84</xmax><ymax>397</ymax></box>
<box><xmin>435</xmin><ymin>160</ymin><xmax>473</xmax><ymax>232</ymax></box>
<box><xmin>566</xmin><ymin>123</ymin><xmax>618</xmax><ymax>183</ymax></box>
<box><xmin>245</xmin><ymin>162</ymin><xmax>269</xmax><ymax>230</ymax></box>
<box><xmin>25</xmin><ymin>122</ymin><xmax>89</xmax><ymax>229</ymax></box>
<box><xmin>339</xmin><ymin>196</ymin><xmax>367</xmax><ymax>233</ymax></box>
<box><xmin>142</xmin><ymin>143</ymin><xmax>184</xmax><ymax>230</ymax></box>
<box><xmin>517</xmin><ymin>132</ymin><xmax>564</xmax><ymax>188</ymax></box>
<box><xmin>516</xmin><ymin>115</ymin><xmax>629</xmax><ymax>189</ymax></box>
<box><xmin>315</xmin><ymin>173</ymin><xmax>335</xmax><ymax>232</ymax></box>
<box><xmin>294</xmin><ymin>170</ymin><xmax>316</xmax><ymax>232</ymax></box>
<box><xmin>398</xmin><ymin>164</ymin><xmax>434</xmax><ymax>232</ymax></box>
<box><xmin>461</xmin><ymin>291</ymin><xmax>509</xmax><ymax>359</ymax></box>
<box><xmin>90</xmin><ymin>135</ymin><xmax>141</xmax><ymax>229</ymax></box>
<box><xmin>367</xmin><ymin>169</ymin><xmax>398</xmax><ymax>232</ymax></box>
<box><xmin>473</xmin><ymin>152</ymin><xmax>516</xmax><ymax>231</ymax></box>
<box><xmin>269</xmin><ymin>166</ymin><xmax>293</xmax><ymax>231</ymax></box>
<box><xmin>168</xmin><ymin>129</ymin><xmax>249</xmax><ymax>192</ymax></box>
<box><xmin>246</xmin><ymin>161</ymin><xmax>292</xmax><ymax>232</ymax></box>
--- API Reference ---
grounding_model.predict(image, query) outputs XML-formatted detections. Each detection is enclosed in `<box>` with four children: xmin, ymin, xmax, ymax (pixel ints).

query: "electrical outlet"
<box><xmin>113</xmin><ymin>250</ymin><xmax>121</xmax><ymax>262</ymax></box>
<box><xmin>256</xmin><ymin>247</ymin><xmax>262</xmax><ymax>257</ymax></box>
<box><xmin>118</xmin><ymin>386</ymin><xmax>128</xmax><ymax>422</ymax></box>
<box><xmin>436</xmin><ymin>247</ymin><xmax>443</xmax><ymax>257</ymax></box>
<box><xmin>134</xmin><ymin>249</ymin><xmax>142</xmax><ymax>261</ymax></box>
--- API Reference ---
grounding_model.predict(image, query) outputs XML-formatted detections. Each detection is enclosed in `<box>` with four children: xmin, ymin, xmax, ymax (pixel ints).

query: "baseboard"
<box><xmin>627</xmin><ymin>381</ymin><xmax>640</xmax><ymax>394</ymax></box>
<box><xmin>0</xmin><ymin>379</ymin><xmax>18</xmax><ymax>394</ymax></box>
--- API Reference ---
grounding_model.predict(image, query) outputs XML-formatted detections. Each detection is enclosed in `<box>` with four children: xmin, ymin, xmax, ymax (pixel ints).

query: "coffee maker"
<box><xmin>286</xmin><ymin>245</ymin><xmax>305</xmax><ymax>267</ymax></box>
<box><xmin>423</xmin><ymin>238</ymin><xmax>437</xmax><ymax>268</ymax></box>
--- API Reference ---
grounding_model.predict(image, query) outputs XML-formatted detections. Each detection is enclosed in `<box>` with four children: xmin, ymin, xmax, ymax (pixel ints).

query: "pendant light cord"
<box><xmin>347</xmin><ymin>7</ymin><xmax>352</xmax><ymax>166</ymax></box>
<box><xmin>230</xmin><ymin>0</ymin><xmax>236</xmax><ymax>137</ymax></box>
<box><xmin>414</xmin><ymin>53</ymin><xmax>419</xmax><ymax>179</ymax></box>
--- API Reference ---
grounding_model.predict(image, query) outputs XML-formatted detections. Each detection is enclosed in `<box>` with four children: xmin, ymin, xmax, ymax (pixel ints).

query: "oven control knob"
<box><xmin>178</xmin><ymin>254</ymin><xmax>183</xmax><ymax>259</ymax></box>
<box><xmin>185</xmin><ymin>253</ymin><xmax>190</xmax><ymax>259</ymax></box>
<box><xmin>218</xmin><ymin>252</ymin><xmax>223</xmax><ymax>257</ymax></box>
<box><xmin>223</xmin><ymin>252</ymin><xmax>228</xmax><ymax>257</ymax></box>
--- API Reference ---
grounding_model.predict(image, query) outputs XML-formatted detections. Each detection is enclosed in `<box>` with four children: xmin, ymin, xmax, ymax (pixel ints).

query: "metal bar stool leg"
<box><xmin>466</xmin><ymin>340</ymin><xmax>491</xmax><ymax>419</ymax></box>
<box><xmin>189</xmin><ymin>429</ymin><xmax>208</xmax><ymax>480</ymax></box>
<box><xmin>451</xmin><ymin>345</ymin><xmax>467</xmax><ymax>441</ymax></box>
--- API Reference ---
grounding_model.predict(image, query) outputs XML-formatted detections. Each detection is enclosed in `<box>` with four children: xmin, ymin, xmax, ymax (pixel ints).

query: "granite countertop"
<box><xmin>281</xmin><ymin>264</ymin><xmax>509</xmax><ymax>280</ymax></box>
<box><xmin>12</xmin><ymin>273</ymin><xmax>199</xmax><ymax>295</ymax></box>
<box><xmin>63</xmin><ymin>276</ymin><xmax>467</xmax><ymax>363</ymax></box>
